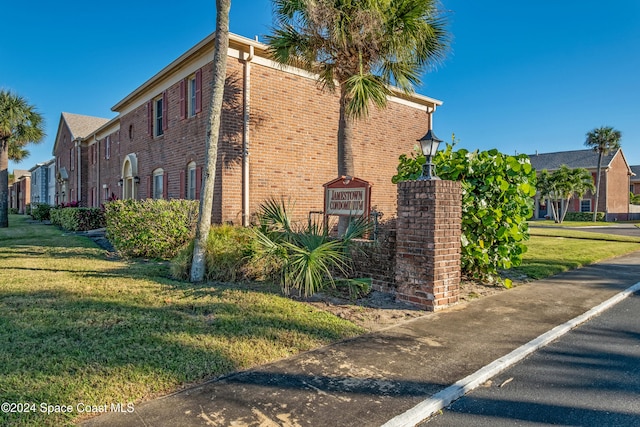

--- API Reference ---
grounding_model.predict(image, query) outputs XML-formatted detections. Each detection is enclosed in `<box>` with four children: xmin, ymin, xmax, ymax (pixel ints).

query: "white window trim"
<box><xmin>153</xmin><ymin>168</ymin><xmax>164</xmax><ymax>200</ymax></box>
<box><xmin>188</xmin><ymin>75</ymin><xmax>197</xmax><ymax>118</ymax></box>
<box><xmin>187</xmin><ymin>161</ymin><xmax>196</xmax><ymax>199</ymax></box>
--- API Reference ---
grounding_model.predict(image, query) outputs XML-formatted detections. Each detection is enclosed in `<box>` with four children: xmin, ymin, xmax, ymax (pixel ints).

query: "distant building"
<box><xmin>29</xmin><ymin>159</ymin><xmax>55</xmax><ymax>205</ymax></box>
<box><xmin>9</xmin><ymin>170</ymin><xmax>31</xmax><ymax>214</ymax></box>
<box><xmin>529</xmin><ymin>148</ymin><xmax>633</xmax><ymax>221</ymax></box>
<box><xmin>630</xmin><ymin>165</ymin><xmax>640</xmax><ymax>195</ymax></box>
<box><xmin>52</xmin><ymin>112</ymin><xmax>111</xmax><ymax>205</ymax></box>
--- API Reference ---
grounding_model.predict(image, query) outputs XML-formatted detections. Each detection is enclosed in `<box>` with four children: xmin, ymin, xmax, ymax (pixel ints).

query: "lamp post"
<box><xmin>417</xmin><ymin>129</ymin><xmax>443</xmax><ymax>181</ymax></box>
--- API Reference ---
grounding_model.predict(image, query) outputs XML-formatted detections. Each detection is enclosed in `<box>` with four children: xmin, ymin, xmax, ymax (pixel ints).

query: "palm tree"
<box><xmin>536</xmin><ymin>169</ymin><xmax>559</xmax><ymax>222</ymax></box>
<box><xmin>266</xmin><ymin>0</ymin><xmax>449</xmax><ymax>232</ymax></box>
<box><xmin>584</xmin><ymin>126</ymin><xmax>622</xmax><ymax>222</ymax></box>
<box><xmin>0</xmin><ymin>90</ymin><xmax>45</xmax><ymax>227</ymax></box>
<box><xmin>553</xmin><ymin>166</ymin><xmax>595</xmax><ymax>223</ymax></box>
<box><xmin>190</xmin><ymin>0</ymin><xmax>232</xmax><ymax>282</ymax></box>
<box><xmin>537</xmin><ymin>166</ymin><xmax>595</xmax><ymax>223</ymax></box>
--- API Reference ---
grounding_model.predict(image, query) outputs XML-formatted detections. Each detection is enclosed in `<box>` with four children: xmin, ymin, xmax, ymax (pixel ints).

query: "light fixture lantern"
<box><xmin>134</xmin><ymin>176</ymin><xmax>140</xmax><ymax>185</ymax></box>
<box><xmin>417</xmin><ymin>129</ymin><xmax>443</xmax><ymax>180</ymax></box>
<box><xmin>117</xmin><ymin>179</ymin><xmax>124</xmax><ymax>187</ymax></box>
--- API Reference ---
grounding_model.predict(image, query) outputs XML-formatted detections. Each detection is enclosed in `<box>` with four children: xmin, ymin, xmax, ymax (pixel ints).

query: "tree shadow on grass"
<box><xmin>0</xmin><ymin>284</ymin><xmax>362</xmax><ymax>426</ymax></box>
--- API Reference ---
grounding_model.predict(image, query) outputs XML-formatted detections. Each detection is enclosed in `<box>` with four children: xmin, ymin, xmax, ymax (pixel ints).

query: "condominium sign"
<box><xmin>323</xmin><ymin>176</ymin><xmax>372</xmax><ymax>217</ymax></box>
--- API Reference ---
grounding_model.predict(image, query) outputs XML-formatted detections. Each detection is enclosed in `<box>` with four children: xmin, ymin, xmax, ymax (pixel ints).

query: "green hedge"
<box><xmin>105</xmin><ymin>199</ymin><xmax>199</xmax><ymax>259</ymax></box>
<box><xmin>30</xmin><ymin>203</ymin><xmax>52</xmax><ymax>221</ymax></box>
<box><xmin>564</xmin><ymin>212</ymin><xmax>606</xmax><ymax>222</ymax></box>
<box><xmin>50</xmin><ymin>207</ymin><xmax>106</xmax><ymax>231</ymax></box>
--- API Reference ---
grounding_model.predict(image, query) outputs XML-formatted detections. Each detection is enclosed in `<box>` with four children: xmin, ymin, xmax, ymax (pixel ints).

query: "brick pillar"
<box><xmin>395</xmin><ymin>180</ymin><xmax>461</xmax><ymax>311</ymax></box>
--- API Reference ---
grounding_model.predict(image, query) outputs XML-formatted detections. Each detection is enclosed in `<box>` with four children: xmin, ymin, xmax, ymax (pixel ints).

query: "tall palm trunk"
<box><xmin>0</xmin><ymin>140</ymin><xmax>9</xmax><ymax>228</ymax></box>
<box><xmin>592</xmin><ymin>152</ymin><xmax>603</xmax><ymax>222</ymax></box>
<box><xmin>337</xmin><ymin>88</ymin><xmax>355</xmax><ymax>235</ymax></box>
<box><xmin>190</xmin><ymin>0</ymin><xmax>231</xmax><ymax>282</ymax></box>
<box><xmin>337</xmin><ymin>89</ymin><xmax>355</xmax><ymax>177</ymax></box>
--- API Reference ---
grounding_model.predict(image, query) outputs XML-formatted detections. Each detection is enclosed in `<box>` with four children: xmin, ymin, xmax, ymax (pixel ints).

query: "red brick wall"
<box><xmin>100</xmin><ymin>57</ymin><xmax>431</xmax><ymax>225</ymax></box>
<box><xmin>395</xmin><ymin>180</ymin><xmax>461</xmax><ymax>311</ymax></box>
<box><xmin>248</xmin><ymin>62</ymin><xmax>428</xmax><ymax>224</ymax></box>
<box><xmin>54</xmin><ymin>124</ymin><xmax>77</xmax><ymax>205</ymax></box>
<box><xmin>605</xmin><ymin>152</ymin><xmax>630</xmax><ymax>220</ymax></box>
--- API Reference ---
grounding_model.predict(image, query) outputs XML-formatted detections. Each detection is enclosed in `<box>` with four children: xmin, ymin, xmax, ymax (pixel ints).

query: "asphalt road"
<box><xmin>538</xmin><ymin>223</ymin><xmax>640</xmax><ymax>238</ymax></box>
<box><xmin>422</xmin><ymin>292</ymin><xmax>640</xmax><ymax>427</ymax></box>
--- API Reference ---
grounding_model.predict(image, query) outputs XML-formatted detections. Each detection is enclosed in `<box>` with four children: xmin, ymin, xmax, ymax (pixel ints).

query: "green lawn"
<box><xmin>513</xmin><ymin>227</ymin><xmax>640</xmax><ymax>279</ymax></box>
<box><xmin>3</xmin><ymin>215</ymin><xmax>640</xmax><ymax>426</ymax></box>
<box><xmin>0</xmin><ymin>216</ymin><xmax>364</xmax><ymax>427</ymax></box>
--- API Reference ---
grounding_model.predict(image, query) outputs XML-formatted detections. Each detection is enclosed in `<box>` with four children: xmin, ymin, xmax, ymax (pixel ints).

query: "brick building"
<box><xmin>53</xmin><ymin>32</ymin><xmax>442</xmax><ymax>224</ymax></box>
<box><xmin>52</xmin><ymin>113</ymin><xmax>110</xmax><ymax>206</ymax></box>
<box><xmin>529</xmin><ymin>148</ymin><xmax>633</xmax><ymax>221</ymax></box>
<box><xmin>9</xmin><ymin>170</ymin><xmax>30</xmax><ymax>214</ymax></box>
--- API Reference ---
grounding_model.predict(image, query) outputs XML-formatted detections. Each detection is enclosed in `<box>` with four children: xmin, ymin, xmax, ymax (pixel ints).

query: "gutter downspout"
<box><xmin>95</xmin><ymin>135</ymin><xmax>100</xmax><ymax>207</ymax></box>
<box><xmin>427</xmin><ymin>105</ymin><xmax>437</xmax><ymax>130</ymax></box>
<box><xmin>242</xmin><ymin>44</ymin><xmax>255</xmax><ymax>226</ymax></box>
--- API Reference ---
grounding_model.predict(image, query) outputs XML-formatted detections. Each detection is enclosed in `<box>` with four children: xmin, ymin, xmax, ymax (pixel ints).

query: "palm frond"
<box><xmin>341</xmin><ymin>215</ymin><xmax>373</xmax><ymax>242</ymax></box>
<box><xmin>0</xmin><ymin>90</ymin><xmax>46</xmax><ymax>147</ymax></box>
<box><xmin>256</xmin><ymin>197</ymin><xmax>295</xmax><ymax>235</ymax></box>
<box><xmin>344</xmin><ymin>73</ymin><xmax>390</xmax><ymax>119</ymax></box>
<box><xmin>8</xmin><ymin>144</ymin><xmax>29</xmax><ymax>162</ymax></box>
<box><xmin>584</xmin><ymin>126</ymin><xmax>622</xmax><ymax>155</ymax></box>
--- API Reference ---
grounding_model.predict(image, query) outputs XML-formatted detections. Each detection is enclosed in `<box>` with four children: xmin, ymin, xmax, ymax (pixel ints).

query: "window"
<box><xmin>70</xmin><ymin>147</ymin><xmax>75</xmax><ymax>171</ymax></box>
<box><xmin>105</xmin><ymin>136</ymin><xmax>111</xmax><ymax>160</ymax></box>
<box><xmin>188</xmin><ymin>77</ymin><xmax>197</xmax><ymax>117</ymax></box>
<box><xmin>187</xmin><ymin>162</ymin><xmax>197</xmax><ymax>199</ymax></box>
<box><xmin>148</xmin><ymin>93</ymin><xmax>168</xmax><ymax>137</ymax></box>
<box><xmin>580</xmin><ymin>199</ymin><xmax>591</xmax><ymax>212</ymax></box>
<box><xmin>181</xmin><ymin>70</ymin><xmax>202</xmax><ymax>119</ymax></box>
<box><xmin>155</xmin><ymin>98</ymin><xmax>164</xmax><ymax>137</ymax></box>
<box><xmin>153</xmin><ymin>169</ymin><xmax>164</xmax><ymax>199</ymax></box>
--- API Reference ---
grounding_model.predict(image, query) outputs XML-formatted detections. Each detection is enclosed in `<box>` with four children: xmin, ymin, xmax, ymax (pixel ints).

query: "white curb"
<box><xmin>382</xmin><ymin>281</ymin><xmax>640</xmax><ymax>427</ymax></box>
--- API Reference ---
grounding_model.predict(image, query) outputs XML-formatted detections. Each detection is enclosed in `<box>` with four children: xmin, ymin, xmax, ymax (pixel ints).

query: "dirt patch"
<box><xmin>307</xmin><ymin>279</ymin><xmax>511</xmax><ymax>332</ymax></box>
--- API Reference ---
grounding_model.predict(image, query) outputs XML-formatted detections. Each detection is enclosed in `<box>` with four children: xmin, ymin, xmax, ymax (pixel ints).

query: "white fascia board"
<box><xmin>112</xmin><ymin>31</ymin><xmax>442</xmax><ymax>117</ymax></box>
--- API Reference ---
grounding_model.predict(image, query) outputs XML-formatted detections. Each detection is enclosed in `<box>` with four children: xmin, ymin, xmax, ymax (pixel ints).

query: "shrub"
<box><xmin>9</xmin><ymin>208</ymin><xmax>19</xmax><ymax>215</ymax></box>
<box><xmin>171</xmin><ymin>224</ymin><xmax>261</xmax><ymax>282</ymax></box>
<box><xmin>393</xmin><ymin>143</ymin><xmax>537</xmax><ymax>284</ymax></box>
<box><xmin>30</xmin><ymin>203</ymin><xmax>52</xmax><ymax>221</ymax></box>
<box><xmin>50</xmin><ymin>207</ymin><xmax>106</xmax><ymax>231</ymax></box>
<box><xmin>25</xmin><ymin>204</ymin><xmax>31</xmax><ymax>216</ymax></box>
<box><xmin>563</xmin><ymin>212</ymin><xmax>606</xmax><ymax>222</ymax></box>
<box><xmin>252</xmin><ymin>198</ymin><xmax>372</xmax><ymax>297</ymax></box>
<box><xmin>105</xmin><ymin>199</ymin><xmax>199</xmax><ymax>259</ymax></box>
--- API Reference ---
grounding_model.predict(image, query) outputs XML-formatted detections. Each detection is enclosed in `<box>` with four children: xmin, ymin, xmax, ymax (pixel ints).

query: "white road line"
<box><xmin>382</xmin><ymin>281</ymin><xmax>640</xmax><ymax>427</ymax></box>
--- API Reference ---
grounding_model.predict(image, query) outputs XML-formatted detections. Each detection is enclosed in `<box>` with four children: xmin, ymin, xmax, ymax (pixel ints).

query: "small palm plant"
<box><xmin>253</xmin><ymin>198</ymin><xmax>371</xmax><ymax>298</ymax></box>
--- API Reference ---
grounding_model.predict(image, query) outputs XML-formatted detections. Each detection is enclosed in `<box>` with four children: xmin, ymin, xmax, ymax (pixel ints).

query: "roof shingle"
<box><xmin>62</xmin><ymin>112</ymin><xmax>110</xmax><ymax>140</ymax></box>
<box><xmin>528</xmin><ymin>149</ymin><xmax>618</xmax><ymax>171</ymax></box>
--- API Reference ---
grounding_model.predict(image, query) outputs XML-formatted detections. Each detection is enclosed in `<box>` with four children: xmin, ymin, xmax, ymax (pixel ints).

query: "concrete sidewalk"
<box><xmin>83</xmin><ymin>250</ymin><xmax>640</xmax><ymax>427</ymax></box>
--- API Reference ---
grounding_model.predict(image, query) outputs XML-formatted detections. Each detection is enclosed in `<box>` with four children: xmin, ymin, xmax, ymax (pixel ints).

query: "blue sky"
<box><xmin>3</xmin><ymin>0</ymin><xmax>639</xmax><ymax>172</ymax></box>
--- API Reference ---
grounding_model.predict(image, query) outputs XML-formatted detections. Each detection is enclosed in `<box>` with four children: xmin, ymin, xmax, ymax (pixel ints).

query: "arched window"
<box><xmin>121</xmin><ymin>154</ymin><xmax>139</xmax><ymax>200</ymax></box>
